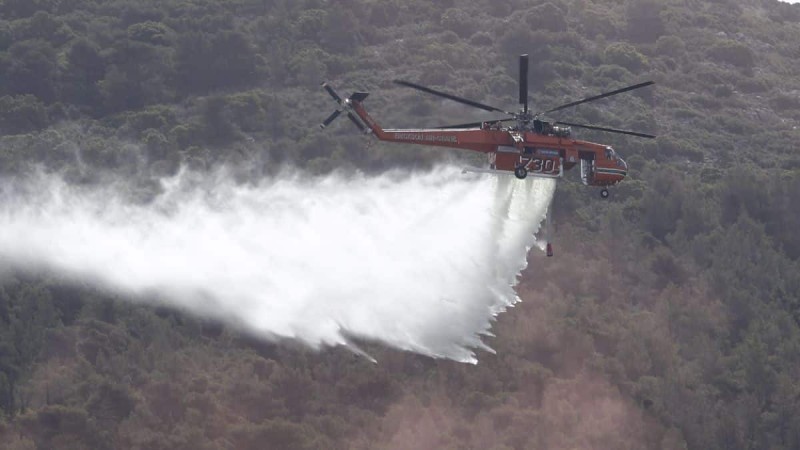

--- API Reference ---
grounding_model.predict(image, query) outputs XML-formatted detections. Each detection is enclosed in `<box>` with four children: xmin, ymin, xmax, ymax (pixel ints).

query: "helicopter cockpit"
<box><xmin>604</xmin><ymin>146</ymin><xmax>628</xmax><ymax>169</ymax></box>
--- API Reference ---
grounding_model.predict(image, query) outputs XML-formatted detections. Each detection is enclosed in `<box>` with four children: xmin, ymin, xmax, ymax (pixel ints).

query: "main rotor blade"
<box><xmin>394</xmin><ymin>80</ymin><xmax>509</xmax><ymax>114</ymax></box>
<box><xmin>557</xmin><ymin>121</ymin><xmax>656</xmax><ymax>139</ymax></box>
<box><xmin>435</xmin><ymin>118</ymin><xmax>515</xmax><ymax>129</ymax></box>
<box><xmin>519</xmin><ymin>54</ymin><xmax>529</xmax><ymax>114</ymax></box>
<box><xmin>544</xmin><ymin>81</ymin><xmax>655</xmax><ymax>114</ymax></box>
<box><xmin>436</xmin><ymin>121</ymin><xmax>484</xmax><ymax>129</ymax></box>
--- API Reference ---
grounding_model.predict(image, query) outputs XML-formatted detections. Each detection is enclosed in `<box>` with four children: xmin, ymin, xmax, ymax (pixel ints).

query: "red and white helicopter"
<box><xmin>321</xmin><ymin>54</ymin><xmax>655</xmax><ymax>255</ymax></box>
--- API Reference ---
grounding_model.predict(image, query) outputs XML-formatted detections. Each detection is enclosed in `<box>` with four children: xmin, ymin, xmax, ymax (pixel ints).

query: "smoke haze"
<box><xmin>0</xmin><ymin>166</ymin><xmax>554</xmax><ymax>363</ymax></box>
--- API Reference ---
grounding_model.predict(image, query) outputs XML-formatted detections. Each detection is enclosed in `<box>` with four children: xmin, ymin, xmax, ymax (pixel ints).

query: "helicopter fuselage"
<box><xmin>350</xmin><ymin>99</ymin><xmax>627</xmax><ymax>187</ymax></box>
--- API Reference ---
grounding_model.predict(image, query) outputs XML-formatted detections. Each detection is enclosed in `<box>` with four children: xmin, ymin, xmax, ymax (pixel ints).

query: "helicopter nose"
<box><xmin>614</xmin><ymin>158</ymin><xmax>628</xmax><ymax>183</ymax></box>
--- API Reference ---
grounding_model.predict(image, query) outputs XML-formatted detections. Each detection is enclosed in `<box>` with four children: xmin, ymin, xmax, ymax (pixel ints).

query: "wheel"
<box><xmin>514</xmin><ymin>166</ymin><xmax>528</xmax><ymax>179</ymax></box>
<box><xmin>600</xmin><ymin>188</ymin><xmax>609</xmax><ymax>199</ymax></box>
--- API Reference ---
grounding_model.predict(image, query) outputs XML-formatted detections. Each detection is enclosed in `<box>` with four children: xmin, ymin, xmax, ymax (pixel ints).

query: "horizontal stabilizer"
<box><xmin>349</xmin><ymin>92</ymin><xmax>369</xmax><ymax>103</ymax></box>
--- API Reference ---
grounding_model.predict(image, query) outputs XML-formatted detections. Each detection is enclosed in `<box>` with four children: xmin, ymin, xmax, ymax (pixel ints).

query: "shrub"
<box><xmin>441</xmin><ymin>8</ymin><xmax>476</xmax><ymax>38</ymax></box>
<box><xmin>770</xmin><ymin>93</ymin><xmax>800</xmax><ymax>111</ymax></box>
<box><xmin>127</xmin><ymin>21</ymin><xmax>173</xmax><ymax>46</ymax></box>
<box><xmin>0</xmin><ymin>95</ymin><xmax>49</xmax><ymax>134</ymax></box>
<box><xmin>525</xmin><ymin>3</ymin><xmax>567</xmax><ymax>33</ymax></box>
<box><xmin>469</xmin><ymin>31</ymin><xmax>493</xmax><ymax>47</ymax></box>
<box><xmin>626</xmin><ymin>0</ymin><xmax>665</xmax><ymax>43</ymax></box>
<box><xmin>707</xmin><ymin>40</ymin><xmax>755</xmax><ymax>68</ymax></box>
<box><xmin>604</xmin><ymin>42</ymin><xmax>648</xmax><ymax>72</ymax></box>
<box><xmin>654</xmin><ymin>35</ymin><xmax>686</xmax><ymax>59</ymax></box>
<box><xmin>580</xmin><ymin>6</ymin><xmax>620</xmax><ymax>39</ymax></box>
<box><xmin>287</xmin><ymin>47</ymin><xmax>329</xmax><ymax>87</ymax></box>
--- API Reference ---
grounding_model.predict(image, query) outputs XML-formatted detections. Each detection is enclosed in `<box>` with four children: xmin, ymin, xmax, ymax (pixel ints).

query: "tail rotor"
<box><xmin>320</xmin><ymin>82</ymin><xmax>370</xmax><ymax>134</ymax></box>
<box><xmin>320</xmin><ymin>82</ymin><xmax>344</xmax><ymax>129</ymax></box>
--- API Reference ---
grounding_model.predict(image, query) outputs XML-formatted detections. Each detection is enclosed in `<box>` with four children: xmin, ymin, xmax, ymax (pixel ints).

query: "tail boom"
<box><xmin>321</xmin><ymin>82</ymin><xmax>504</xmax><ymax>153</ymax></box>
<box><xmin>349</xmin><ymin>100</ymin><xmax>499</xmax><ymax>153</ymax></box>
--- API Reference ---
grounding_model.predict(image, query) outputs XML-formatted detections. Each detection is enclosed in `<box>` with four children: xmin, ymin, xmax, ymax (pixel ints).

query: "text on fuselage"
<box><xmin>393</xmin><ymin>133</ymin><xmax>458</xmax><ymax>143</ymax></box>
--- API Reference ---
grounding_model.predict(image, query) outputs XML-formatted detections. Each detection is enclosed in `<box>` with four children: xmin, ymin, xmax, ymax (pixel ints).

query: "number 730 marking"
<box><xmin>527</xmin><ymin>157</ymin><xmax>558</xmax><ymax>173</ymax></box>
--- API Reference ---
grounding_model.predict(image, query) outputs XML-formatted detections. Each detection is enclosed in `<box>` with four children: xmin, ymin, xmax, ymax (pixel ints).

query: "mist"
<box><xmin>0</xmin><ymin>166</ymin><xmax>554</xmax><ymax>363</ymax></box>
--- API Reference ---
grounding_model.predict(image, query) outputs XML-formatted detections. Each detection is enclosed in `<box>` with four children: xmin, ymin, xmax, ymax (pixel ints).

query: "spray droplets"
<box><xmin>0</xmin><ymin>167</ymin><xmax>554</xmax><ymax>363</ymax></box>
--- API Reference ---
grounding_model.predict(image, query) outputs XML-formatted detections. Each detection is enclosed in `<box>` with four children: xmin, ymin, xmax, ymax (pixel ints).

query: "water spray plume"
<box><xmin>0</xmin><ymin>166</ymin><xmax>555</xmax><ymax>363</ymax></box>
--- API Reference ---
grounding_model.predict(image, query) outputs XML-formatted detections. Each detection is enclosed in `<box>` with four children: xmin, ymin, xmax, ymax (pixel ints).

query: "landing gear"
<box><xmin>514</xmin><ymin>166</ymin><xmax>528</xmax><ymax>179</ymax></box>
<box><xmin>600</xmin><ymin>188</ymin><xmax>610</xmax><ymax>199</ymax></box>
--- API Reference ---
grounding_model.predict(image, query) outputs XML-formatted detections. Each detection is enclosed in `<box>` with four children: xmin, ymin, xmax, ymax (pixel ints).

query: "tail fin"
<box><xmin>320</xmin><ymin>83</ymin><xmax>370</xmax><ymax>133</ymax></box>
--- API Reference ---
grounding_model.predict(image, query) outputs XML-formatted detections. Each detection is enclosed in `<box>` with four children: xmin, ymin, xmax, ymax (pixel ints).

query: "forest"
<box><xmin>1</xmin><ymin>0</ymin><xmax>800</xmax><ymax>448</ymax></box>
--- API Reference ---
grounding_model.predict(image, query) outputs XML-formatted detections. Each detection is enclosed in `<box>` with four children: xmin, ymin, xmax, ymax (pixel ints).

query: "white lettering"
<box><xmin>393</xmin><ymin>133</ymin><xmax>458</xmax><ymax>144</ymax></box>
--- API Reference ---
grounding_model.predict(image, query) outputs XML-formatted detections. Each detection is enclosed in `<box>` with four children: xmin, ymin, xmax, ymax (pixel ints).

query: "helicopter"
<box><xmin>320</xmin><ymin>54</ymin><xmax>655</xmax><ymax>199</ymax></box>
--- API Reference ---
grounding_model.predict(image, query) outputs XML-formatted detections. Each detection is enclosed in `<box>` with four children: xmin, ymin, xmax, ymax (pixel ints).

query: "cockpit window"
<box><xmin>605</xmin><ymin>147</ymin><xmax>617</xmax><ymax>160</ymax></box>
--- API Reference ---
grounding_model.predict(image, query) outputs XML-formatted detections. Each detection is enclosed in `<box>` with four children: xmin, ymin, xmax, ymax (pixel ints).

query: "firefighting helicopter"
<box><xmin>320</xmin><ymin>54</ymin><xmax>655</xmax><ymax>255</ymax></box>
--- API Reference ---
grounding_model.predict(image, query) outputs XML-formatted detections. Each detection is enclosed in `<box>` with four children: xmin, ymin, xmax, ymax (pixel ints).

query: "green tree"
<box><xmin>232</xmin><ymin>420</ymin><xmax>319</xmax><ymax>450</ymax></box>
<box><xmin>604</xmin><ymin>42</ymin><xmax>648</xmax><ymax>72</ymax></box>
<box><xmin>100</xmin><ymin>39</ymin><xmax>173</xmax><ymax>113</ymax></box>
<box><xmin>287</xmin><ymin>48</ymin><xmax>329</xmax><ymax>87</ymax></box>
<box><xmin>19</xmin><ymin>405</ymin><xmax>95</xmax><ymax>449</ymax></box>
<box><xmin>201</xmin><ymin>96</ymin><xmax>238</xmax><ymax>145</ymax></box>
<box><xmin>707</xmin><ymin>40</ymin><xmax>756</xmax><ymax>68</ymax></box>
<box><xmin>641</xmin><ymin>169</ymin><xmax>686</xmax><ymax>241</ymax></box>
<box><xmin>127</xmin><ymin>21</ymin><xmax>173</xmax><ymax>46</ymax></box>
<box><xmin>0</xmin><ymin>95</ymin><xmax>49</xmax><ymax>134</ymax></box>
<box><xmin>5</xmin><ymin>39</ymin><xmax>58</xmax><ymax>102</ymax></box>
<box><xmin>175</xmin><ymin>31</ymin><xmax>257</xmax><ymax>95</ymax></box>
<box><xmin>625</xmin><ymin>0</ymin><xmax>665</xmax><ymax>43</ymax></box>
<box><xmin>579</xmin><ymin>5</ymin><xmax>621</xmax><ymax>38</ymax></box>
<box><xmin>525</xmin><ymin>3</ymin><xmax>567</xmax><ymax>33</ymax></box>
<box><xmin>0</xmin><ymin>21</ymin><xmax>11</xmax><ymax>51</ymax></box>
<box><xmin>441</xmin><ymin>8</ymin><xmax>477</xmax><ymax>38</ymax></box>
<box><xmin>14</xmin><ymin>11</ymin><xmax>74</xmax><ymax>45</ymax></box>
<box><xmin>63</xmin><ymin>38</ymin><xmax>106</xmax><ymax>109</ymax></box>
<box><xmin>0</xmin><ymin>343</ymin><xmax>20</xmax><ymax>416</ymax></box>
<box><xmin>0</xmin><ymin>0</ymin><xmax>58</xmax><ymax>19</ymax></box>
<box><xmin>320</xmin><ymin>8</ymin><xmax>361</xmax><ymax>54</ymax></box>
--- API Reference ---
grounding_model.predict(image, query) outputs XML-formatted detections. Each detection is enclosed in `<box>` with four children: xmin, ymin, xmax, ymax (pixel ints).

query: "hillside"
<box><xmin>1</xmin><ymin>0</ymin><xmax>800</xmax><ymax>449</ymax></box>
